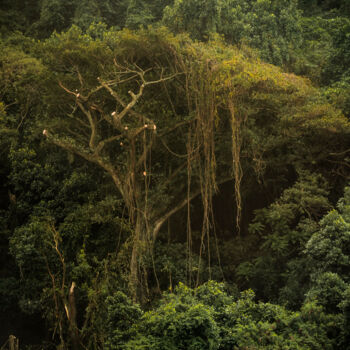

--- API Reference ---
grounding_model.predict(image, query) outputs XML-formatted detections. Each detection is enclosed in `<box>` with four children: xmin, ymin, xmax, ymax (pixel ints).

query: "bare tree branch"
<box><xmin>94</xmin><ymin>134</ymin><xmax>123</xmax><ymax>155</ymax></box>
<box><xmin>152</xmin><ymin>177</ymin><xmax>233</xmax><ymax>240</ymax></box>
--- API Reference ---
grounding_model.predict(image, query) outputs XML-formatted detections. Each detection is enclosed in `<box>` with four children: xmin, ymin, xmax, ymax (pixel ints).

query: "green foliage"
<box><xmin>0</xmin><ymin>0</ymin><xmax>40</xmax><ymax>34</ymax></box>
<box><xmin>122</xmin><ymin>281</ymin><xmax>335</xmax><ymax>349</ymax></box>
<box><xmin>305</xmin><ymin>187</ymin><xmax>350</xmax><ymax>281</ymax></box>
<box><xmin>32</xmin><ymin>0</ymin><xmax>76</xmax><ymax>37</ymax></box>
<box><xmin>124</xmin><ymin>282</ymin><xmax>224</xmax><ymax>350</ymax></box>
<box><xmin>339</xmin><ymin>285</ymin><xmax>350</xmax><ymax>345</ymax></box>
<box><xmin>291</xmin><ymin>16</ymin><xmax>334</xmax><ymax>82</ymax></box>
<box><xmin>73</xmin><ymin>0</ymin><xmax>129</xmax><ymax>31</ymax></box>
<box><xmin>321</xmin><ymin>17</ymin><xmax>350</xmax><ymax>83</ymax></box>
<box><xmin>299</xmin><ymin>186</ymin><xmax>350</xmax><ymax>348</ymax></box>
<box><xmin>125</xmin><ymin>0</ymin><xmax>156</xmax><ymax>29</ymax></box>
<box><xmin>104</xmin><ymin>291</ymin><xmax>142</xmax><ymax>349</ymax></box>
<box><xmin>8</xmin><ymin>147</ymin><xmax>60</xmax><ymax>218</ymax></box>
<box><xmin>0</xmin><ymin>0</ymin><xmax>170</xmax><ymax>38</ymax></box>
<box><xmin>163</xmin><ymin>0</ymin><xmax>303</xmax><ymax>65</ymax></box>
<box><xmin>0</xmin><ymin>39</ymin><xmax>45</xmax><ymax>140</ymax></box>
<box><xmin>163</xmin><ymin>0</ymin><xmax>223</xmax><ymax>41</ymax></box>
<box><xmin>236</xmin><ymin>172</ymin><xmax>331</xmax><ymax>303</ymax></box>
<box><xmin>299</xmin><ymin>0</ymin><xmax>350</xmax><ymax>16</ymax></box>
<box><xmin>321</xmin><ymin>17</ymin><xmax>350</xmax><ymax>116</ymax></box>
<box><xmin>0</xmin><ymin>3</ymin><xmax>350</xmax><ymax>347</ymax></box>
<box><xmin>306</xmin><ymin>272</ymin><xmax>347</xmax><ymax>314</ymax></box>
<box><xmin>291</xmin><ymin>10</ymin><xmax>350</xmax><ymax>118</ymax></box>
<box><xmin>10</xmin><ymin>217</ymin><xmax>55</xmax><ymax>314</ymax></box>
<box><xmin>324</xmin><ymin>75</ymin><xmax>350</xmax><ymax>117</ymax></box>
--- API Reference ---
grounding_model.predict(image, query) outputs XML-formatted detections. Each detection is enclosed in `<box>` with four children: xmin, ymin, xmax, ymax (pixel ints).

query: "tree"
<box><xmin>163</xmin><ymin>0</ymin><xmax>224</xmax><ymax>41</ymax></box>
<box><xmin>302</xmin><ymin>186</ymin><xmax>350</xmax><ymax>348</ymax></box>
<box><xmin>305</xmin><ymin>186</ymin><xmax>350</xmax><ymax>282</ymax></box>
<box><xmin>122</xmin><ymin>281</ymin><xmax>335</xmax><ymax>349</ymax></box>
<box><xmin>8</xmin><ymin>146</ymin><xmax>131</xmax><ymax>348</ymax></box>
<box><xmin>40</xmin><ymin>26</ymin><xmax>223</xmax><ymax>301</ymax></box>
<box><xmin>38</xmin><ymin>26</ymin><xmax>350</xmax><ymax>302</ymax></box>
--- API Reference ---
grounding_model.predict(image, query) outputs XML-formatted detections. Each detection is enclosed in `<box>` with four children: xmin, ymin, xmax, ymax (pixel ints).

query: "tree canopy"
<box><xmin>0</xmin><ymin>1</ymin><xmax>349</xmax><ymax>349</ymax></box>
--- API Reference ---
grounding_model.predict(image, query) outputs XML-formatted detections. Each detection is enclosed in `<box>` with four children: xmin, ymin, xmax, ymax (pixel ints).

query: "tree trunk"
<box><xmin>64</xmin><ymin>282</ymin><xmax>80</xmax><ymax>350</ymax></box>
<box><xmin>128</xmin><ymin>193</ymin><xmax>205</xmax><ymax>302</ymax></box>
<box><xmin>129</xmin><ymin>213</ymin><xmax>150</xmax><ymax>303</ymax></box>
<box><xmin>8</xmin><ymin>335</ymin><xmax>19</xmax><ymax>350</ymax></box>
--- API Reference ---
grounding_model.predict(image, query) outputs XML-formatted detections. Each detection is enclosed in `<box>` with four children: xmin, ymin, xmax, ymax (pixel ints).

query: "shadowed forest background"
<box><xmin>0</xmin><ymin>0</ymin><xmax>350</xmax><ymax>349</ymax></box>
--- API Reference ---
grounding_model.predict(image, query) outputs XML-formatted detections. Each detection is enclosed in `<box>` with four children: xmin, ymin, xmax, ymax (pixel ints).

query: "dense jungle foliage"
<box><xmin>0</xmin><ymin>0</ymin><xmax>350</xmax><ymax>349</ymax></box>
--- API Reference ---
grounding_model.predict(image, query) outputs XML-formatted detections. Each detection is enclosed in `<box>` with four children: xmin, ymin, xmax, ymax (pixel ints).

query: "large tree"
<box><xmin>38</xmin><ymin>26</ymin><xmax>349</xmax><ymax>301</ymax></box>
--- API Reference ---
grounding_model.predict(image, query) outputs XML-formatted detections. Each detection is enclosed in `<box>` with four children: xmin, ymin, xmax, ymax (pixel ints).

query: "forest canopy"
<box><xmin>0</xmin><ymin>1</ymin><xmax>349</xmax><ymax>349</ymax></box>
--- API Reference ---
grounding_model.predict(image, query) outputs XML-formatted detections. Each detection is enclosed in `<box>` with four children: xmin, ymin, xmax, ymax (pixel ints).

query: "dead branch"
<box><xmin>98</xmin><ymin>77</ymin><xmax>145</xmax><ymax>126</ymax></box>
<box><xmin>75</xmin><ymin>100</ymin><xmax>97</xmax><ymax>150</ymax></box>
<box><xmin>94</xmin><ymin>134</ymin><xmax>123</xmax><ymax>155</ymax></box>
<box><xmin>152</xmin><ymin>176</ymin><xmax>233</xmax><ymax>241</ymax></box>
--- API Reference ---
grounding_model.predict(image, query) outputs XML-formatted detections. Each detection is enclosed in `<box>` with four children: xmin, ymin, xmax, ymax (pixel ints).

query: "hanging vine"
<box><xmin>184</xmin><ymin>57</ymin><xmax>219</xmax><ymax>286</ymax></box>
<box><xmin>228</xmin><ymin>99</ymin><xmax>244</xmax><ymax>233</ymax></box>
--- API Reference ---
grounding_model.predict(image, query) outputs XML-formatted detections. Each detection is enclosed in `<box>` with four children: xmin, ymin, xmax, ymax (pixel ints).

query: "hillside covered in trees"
<box><xmin>0</xmin><ymin>0</ymin><xmax>349</xmax><ymax>349</ymax></box>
